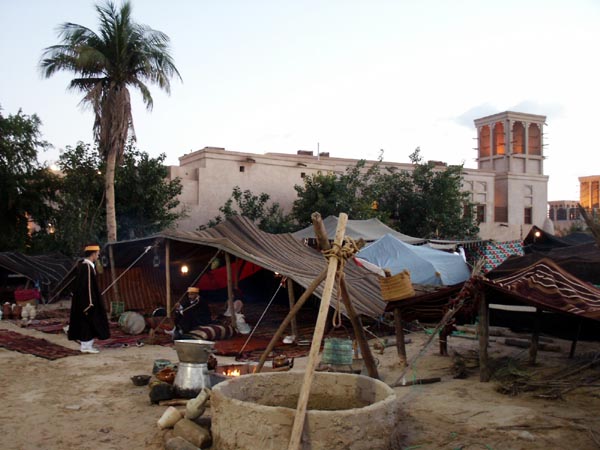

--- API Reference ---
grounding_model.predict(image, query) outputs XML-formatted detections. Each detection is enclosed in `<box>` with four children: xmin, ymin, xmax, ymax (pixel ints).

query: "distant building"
<box><xmin>579</xmin><ymin>175</ymin><xmax>600</xmax><ymax>212</ymax></box>
<box><xmin>548</xmin><ymin>200</ymin><xmax>583</xmax><ymax>236</ymax></box>
<box><xmin>167</xmin><ymin>111</ymin><xmax>549</xmax><ymax>240</ymax></box>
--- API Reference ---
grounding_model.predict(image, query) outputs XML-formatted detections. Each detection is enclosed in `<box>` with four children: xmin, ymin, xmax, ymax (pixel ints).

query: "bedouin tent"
<box><xmin>487</xmin><ymin>242</ymin><xmax>600</xmax><ymax>285</ymax></box>
<box><xmin>53</xmin><ymin>216</ymin><xmax>387</xmax><ymax>319</ymax></box>
<box><xmin>356</xmin><ymin>233</ymin><xmax>471</xmax><ymax>286</ymax></box>
<box><xmin>523</xmin><ymin>225</ymin><xmax>595</xmax><ymax>252</ymax></box>
<box><xmin>293</xmin><ymin>215</ymin><xmax>426</xmax><ymax>244</ymax></box>
<box><xmin>0</xmin><ymin>252</ymin><xmax>74</xmax><ymax>302</ymax></box>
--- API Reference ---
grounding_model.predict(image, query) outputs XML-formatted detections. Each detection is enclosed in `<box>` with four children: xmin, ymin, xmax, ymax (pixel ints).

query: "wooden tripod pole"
<box><xmin>287</xmin><ymin>213</ymin><xmax>348</xmax><ymax>450</ymax></box>
<box><xmin>255</xmin><ymin>268</ymin><xmax>328</xmax><ymax>372</ymax></box>
<box><xmin>339</xmin><ymin>278</ymin><xmax>380</xmax><ymax>379</ymax></box>
<box><xmin>311</xmin><ymin>211</ymin><xmax>379</xmax><ymax>379</ymax></box>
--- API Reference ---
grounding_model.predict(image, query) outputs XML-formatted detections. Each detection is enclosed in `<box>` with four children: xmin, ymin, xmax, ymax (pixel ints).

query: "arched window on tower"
<box><xmin>493</xmin><ymin>122</ymin><xmax>505</xmax><ymax>155</ymax></box>
<box><xmin>528</xmin><ymin>124</ymin><xmax>541</xmax><ymax>155</ymax></box>
<box><xmin>569</xmin><ymin>208</ymin><xmax>578</xmax><ymax>220</ymax></box>
<box><xmin>479</xmin><ymin>126</ymin><xmax>490</xmax><ymax>158</ymax></box>
<box><xmin>512</xmin><ymin>122</ymin><xmax>525</xmax><ymax>154</ymax></box>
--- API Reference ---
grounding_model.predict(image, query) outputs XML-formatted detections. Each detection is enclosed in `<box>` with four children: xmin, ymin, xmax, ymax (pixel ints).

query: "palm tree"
<box><xmin>40</xmin><ymin>0</ymin><xmax>181</xmax><ymax>243</ymax></box>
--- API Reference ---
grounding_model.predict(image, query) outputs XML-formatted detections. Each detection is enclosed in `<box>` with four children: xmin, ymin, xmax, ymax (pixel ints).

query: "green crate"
<box><xmin>110</xmin><ymin>301</ymin><xmax>125</xmax><ymax>318</ymax></box>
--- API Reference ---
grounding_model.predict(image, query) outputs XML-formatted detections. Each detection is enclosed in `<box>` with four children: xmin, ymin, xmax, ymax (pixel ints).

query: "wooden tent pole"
<box><xmin>478</xmin><ymin>291</ymin><xmax>490</xmax><ymax>382</ymax></box>
<box><xmin>287</xmin><ymin>278</ymin><xmax>299</xmax><ymax>339</ymax></box>
<box><xmin>569</xmin><ymin>318</ymin><xmax>583</xmax><ymax>359</ymax></box>
<box><xmin>311</xmin><ymin>211</ymin><xmax>379</xmax><ymax>378</ymax></box>
<box><xmin>225</xmin><ymin>253</ymin><xmax>235</xmax><ymax>329</ymax></box>
<box><xmin>287</xmin><ymin>214</ymin><xmax>348</xmax><ymax>450</ymax></box>
<box><xmin>529</xmin><ymin>308</ymin><xmax>542</xmax><ymax>365</ymax></box>
<box><xmin>339</xmin><ymin>279</ymin><xmax>380</xmax><ymax>379</ymax></box>
<box><xmin>394</xmin><ymin>308</ymin><xmax>407</xmax><ymax>367</ymax></box>
<box><xmin>165</xmin><ymin>241</ymin><xmax>171</xmax><ymax>318</ymax></box>
<box><xmin>255</xmin><ymin>268</ymin><xmax>328</xmax><ymax>372</ymax></box>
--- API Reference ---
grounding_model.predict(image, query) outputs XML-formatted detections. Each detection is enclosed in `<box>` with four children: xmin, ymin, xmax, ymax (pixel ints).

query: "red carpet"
<box><xmin>0</xmin><ymin>330</ymin><xmax>80</xmax><ymax>360</ymax></box>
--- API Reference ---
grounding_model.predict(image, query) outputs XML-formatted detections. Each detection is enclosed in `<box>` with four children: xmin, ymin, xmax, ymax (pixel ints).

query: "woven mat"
<box><xmin>95</xmin><ymin>322</ymin><xmax>173</xmax><ymax>349</ymax></box>
<box><xmin>0</xmin><ymin>330</ymin><xmax>80</xmax><ymax>360</ymax></box>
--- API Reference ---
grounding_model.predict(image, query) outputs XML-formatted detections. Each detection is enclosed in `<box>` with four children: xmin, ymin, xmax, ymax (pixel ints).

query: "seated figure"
<box><xmin>174</xmin><ymin>287</ymin><xmax>213</xmax><ymax>339</ymax></box>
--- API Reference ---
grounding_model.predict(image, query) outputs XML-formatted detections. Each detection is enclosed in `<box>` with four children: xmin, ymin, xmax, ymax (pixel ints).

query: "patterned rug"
<box><xmin>0</xmin><ymin>330</ymin><xmax>80</xmax><ymax>360</ymax></box>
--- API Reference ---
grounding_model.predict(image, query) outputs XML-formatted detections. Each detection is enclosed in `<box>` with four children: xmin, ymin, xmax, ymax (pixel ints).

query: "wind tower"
<box><xmin>473</xmin><ymin>111</ymin><xmax>548</xmax><ymax>237</ymax></box>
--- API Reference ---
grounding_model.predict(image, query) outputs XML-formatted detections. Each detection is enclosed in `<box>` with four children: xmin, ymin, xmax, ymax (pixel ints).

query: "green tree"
<box><xmin>48</xmin><ymin>141</ymin><xmax>185</xmax><ymax>255</ymax></box>
<box><xmin>39</xmin><ymin>0</ymin><xmax>181</xmax><ymax>243</ymax></box>
<box><xmin>0</xmin><ymin>107</ymin><xmax>59</xmax><ymax>252</ymax></box>
<box><xmin>115</xmin><ymin>144</ymin><xmax>184</xmax><ymax>239</ymax></box>
<box><xmin>372</xmin><ymin>148</ymin><xmax>479</xmax><ymax>239</ymax></box>
<box><xmin>203</xmin><ymin>186</ymin><xmax>296</xmax><ymax>233</ymax></box>
<box><xmin>47</xmin><ymin>142</ymin><xmax>105</xmax><ymax>256</ymax></box>
<box><xmin>291</xmin><ymin>160</ymin><xmax>378</xmax><ymax>227</ymax></box>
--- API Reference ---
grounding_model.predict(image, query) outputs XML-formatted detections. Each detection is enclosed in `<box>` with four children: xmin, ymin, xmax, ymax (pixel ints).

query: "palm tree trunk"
<box><xmin>105</xmin><ymin>149</ymin><xmax>121</xmax><ymax>303</ymax></box>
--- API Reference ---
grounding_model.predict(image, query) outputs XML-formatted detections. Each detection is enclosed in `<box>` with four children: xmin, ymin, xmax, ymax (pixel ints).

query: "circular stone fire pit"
<box><xmin>211</xmin><ymin>371</ymin><xmax>399</xmax><ymax>450</ymax></box>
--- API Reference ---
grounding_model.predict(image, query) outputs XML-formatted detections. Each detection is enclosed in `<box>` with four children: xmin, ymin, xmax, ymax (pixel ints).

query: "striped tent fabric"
<box><xmin>480</xmin><ymin>258</ymin><xmax>600</xmax><ymax>321</ymax></box>
<box><xmin>94</xmin><ymin>216</ymin><xmax>387</xmax><ymax>318</ymax></box>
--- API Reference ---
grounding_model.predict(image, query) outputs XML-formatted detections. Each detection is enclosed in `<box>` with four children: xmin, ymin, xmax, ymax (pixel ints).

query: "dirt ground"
<box><xmin>1</xmin><ymin>305</ymin><xmax>599</xmax><ymax>450</ymax></box>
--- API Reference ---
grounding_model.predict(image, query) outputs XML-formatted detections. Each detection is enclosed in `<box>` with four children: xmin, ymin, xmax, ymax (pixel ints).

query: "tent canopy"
<box><xmin>480</xmin><ymin>258</ymin><xmax>600</xmax><ymax>322</ymax></box>
<box><xmin>357</xmin><ymin>234</ymin><xmax>471</xmax><ymax>286</ymax></box>
<box><xmin>488</xmin><ymin>242</ymin><xmax>600</xmax><ymax>285</ymax></box>
<box><xmin>293</xmin><ymin>215</ymin><xmax>426</xmax><ymax>244</ymax></box>
<box><xmin>71</xmin><ymin>217</ymin><xmax>387</xmax><ymax>318</ymax></box>
<box><xmin>0</xmin><ymin>252</ymin><xmax>74</xmax><ymax>299</ymax></box>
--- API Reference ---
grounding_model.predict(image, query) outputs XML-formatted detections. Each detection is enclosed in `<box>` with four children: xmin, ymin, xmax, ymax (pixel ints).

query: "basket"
<box><xmin>378</xmin><ymin>269</ymin><xmax>415</xmax><ymax>301</ymax></box>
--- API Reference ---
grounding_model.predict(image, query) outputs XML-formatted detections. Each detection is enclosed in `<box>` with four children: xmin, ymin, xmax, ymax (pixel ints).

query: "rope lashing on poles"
<box><xmin>321</xmin><ymin>237</ymin><xmax>362</xmax><ymax>328</ymax></box>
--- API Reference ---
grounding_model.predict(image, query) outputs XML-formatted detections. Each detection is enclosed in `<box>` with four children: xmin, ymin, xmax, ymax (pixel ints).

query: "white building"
<box><xmin>167</xmin><ymin>111</ymin><xmax>549</xmax><ymax>240</ymax></box>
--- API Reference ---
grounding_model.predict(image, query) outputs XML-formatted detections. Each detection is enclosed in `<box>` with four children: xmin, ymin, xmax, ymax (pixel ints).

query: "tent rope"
<box><xmin>322</xmin><ymin>237</ymin><xmax>361</xmax><ymax>328</ymax></box>
<box><xmin>237</xmin><ymin>277</ymin><xmax>286</xmax><ymax>355</ymax></box>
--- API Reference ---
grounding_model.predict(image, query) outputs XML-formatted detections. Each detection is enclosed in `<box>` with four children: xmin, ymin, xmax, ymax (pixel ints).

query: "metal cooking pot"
<box><xmin>174</xmin><ymin>339</ymin><xmax>215</xmax><ymax>364</ymax></box>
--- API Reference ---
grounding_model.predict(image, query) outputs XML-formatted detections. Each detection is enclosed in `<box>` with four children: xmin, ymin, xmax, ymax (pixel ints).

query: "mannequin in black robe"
<box><xmin>68</xmin><ymin>245</ymin><xmax>110</xmax><ymax>352</ymax></box>
<box><xmin>174</xmin><ymin>287</ymin><xmax>213</xmax><ymax>338</ymax></box>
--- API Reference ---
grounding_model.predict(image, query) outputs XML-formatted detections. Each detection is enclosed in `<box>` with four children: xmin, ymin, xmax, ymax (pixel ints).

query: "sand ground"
<box><xmin>1</xmin><ymin>307</ymin><xmax>599</xmax><ymax>450</ymax></box>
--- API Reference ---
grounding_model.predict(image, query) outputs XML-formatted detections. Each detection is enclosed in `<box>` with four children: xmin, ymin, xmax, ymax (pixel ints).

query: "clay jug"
<box><xmin>12</xmin><ymin>304</ymin><xmax>23</xmax><ymax>320</ymax></box>
<box><xmin>2</xmin><ymin>303</ymin><xmax>11</xmax><ymax>319</ymax></box>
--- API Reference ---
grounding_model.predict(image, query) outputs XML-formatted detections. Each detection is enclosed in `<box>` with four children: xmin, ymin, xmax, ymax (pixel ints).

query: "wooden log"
<box><xmin>287</xmin><ymin>278</ymin><xmax>299</xmax><ymax>339</ymax></box>
<box><xmin>255</xmin><ymin>268</ymin><xmax>328</xmax><ymax>372</ymax></box>
<box><xmin>478</xmin><ymin>292</ymin><xmax>490</xmax><ymax>382</ymax></box>
<box><xmin>225</xmin><ymin>253</ymin><xmax>235</xmax><ymax>329</ymax></box>
<box><xmin>288</xmin><ymin>213</ymin><xmax>348</xmax><ymax>450</ymax></box>
<box><xmin>504</xmin><ymin>338</ymin><xmax>561</xmax><ymax>352</ymax></box>
<box><xmin>392</xmin><ymin>377</ymin><xmax>441</xmax><ymax>387</ymax></box>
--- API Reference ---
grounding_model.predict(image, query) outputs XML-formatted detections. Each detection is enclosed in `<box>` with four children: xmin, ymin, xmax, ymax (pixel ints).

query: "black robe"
<box><xmin>68</xmin><ymin>260</ymin><xmax>110</xmax><ymax>341</ymax></box>
<box><xmin>175</xmin><ymin>297</ymin><xmax>213</xmax><ymax>335</ymax></box>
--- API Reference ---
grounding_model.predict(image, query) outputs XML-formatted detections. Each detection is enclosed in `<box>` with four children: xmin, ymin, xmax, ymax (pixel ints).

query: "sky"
<box><xmin>1</xmin><ymin>0</ymin><xmax>598</xmax><ymax>201</ymax></box>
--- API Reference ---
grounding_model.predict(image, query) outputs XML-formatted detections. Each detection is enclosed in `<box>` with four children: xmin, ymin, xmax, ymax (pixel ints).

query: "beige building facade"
<box><xmin>548</xmin><ymin>200</ymin><xmax>583</xmax><ymax>235</ymax></box>
<box><xmin>168</xmin><ymin>111</ymin><xmax>549</xmax><ymax>241</ymax></box>
<box><xmin>579</xmin><ymin>175</ymin><xmax>600</xmax><ymax>211</ymax></box>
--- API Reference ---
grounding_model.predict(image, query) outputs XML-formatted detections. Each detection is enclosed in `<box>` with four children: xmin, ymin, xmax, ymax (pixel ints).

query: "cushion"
<box><xmin>188</xmin><ymin>324</ymin><xmax>236</xmax><ymax>341</ymax></box>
